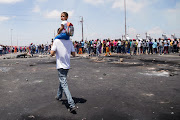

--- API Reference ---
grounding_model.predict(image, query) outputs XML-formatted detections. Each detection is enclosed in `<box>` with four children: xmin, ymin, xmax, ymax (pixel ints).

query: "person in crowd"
<box><xmin>110</xmin><ymin>40</ymin><xmax>114</xmax><ymax>53</ymax></box>
<box><xmin>41</xmin><ymin>44</ymin><xmax>44</xmax><ymax>54</ymax></box>
<box><xmin>96</xmin><ymin>39</ymin><xmax>101</xmax><ymax>56</ymax></box>
<box><xmin>153</xmin><ymin>39</ymin><xmax>158</xmax><ymax>54</ymax></box>
<box><xmin>142</xmin><ymin>40</ymin><xmax>146</xmax><ymax>54</ymax></box>
<box><xmin>137</xmin><ymin>40</ymin><xmax>141</xmax><ymax>55</ymax></box>
<box><xmin>84</xmin><ymin>41</ymin><xmax>88</xmax><ymax>54</ymax></box>
<box><xmin>81</xmin><ymin>40</ymin><xmax>84</xmax><ymax>53</ymax></box>
<box><xmin>103</xmin><ymin>40</ymin><xmax>106</xmax><ymax>53</ymax></box>
<box><xmin>105</xmin><ymin>40</ymin><xmax>111</xmax><ymax>56</ymax></box>
<box><xmin>129</xmin><ymin>40</ymin><xmax>133</xmax><ymax>55</ymax></box>
<box><xmin>0</xmin><ymin>45</ymin><xmax>3</xmax><ymax>56</ymax></box>
<box><xmin>170</xmin><ymin>40</ymin><xmax>173</xmax><ymax>53</ymax></box>
<box><xmin>117</xmin><ymin>39</ymin><xmax>121</xmax><ymax>54</ymax></box>
<box><xmin>173</xmin><ymin>39</ymin><xmax>178</xmax><ymax>53</ymax></box>
<box><xmin>158</xmin><ymin>39</ymin><xmax>163</xmax><ymax>55</ymax></box>
<box><xmin>149</xmin><ymin>40</ymin><xmax>153</xmax><ymax>54</ymax></box>
<box><xmin>177</xmin><ymin>39</ymin><xmax>180</xmax><ymax>56</ymax></box>
<box><xmin>87</xmin><ymin>41</ymin><xmax>91</xmax><ymax>55</ymax></box>
<box><xmin>164</xmin><ymin>39</ymin><xmax>168</xmax><ymax>54</ymax></box>
<box><xmin>114</xmin><ymin>40</ymin><xmax>118</xmax><ymax>53</ymax></box>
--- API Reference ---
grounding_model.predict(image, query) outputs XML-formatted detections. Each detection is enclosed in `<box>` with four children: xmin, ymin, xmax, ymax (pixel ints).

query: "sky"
<box><xmin>0</xmin><ymin>0</ymin><xmax>179</xmax><ymax>46</ymax></box>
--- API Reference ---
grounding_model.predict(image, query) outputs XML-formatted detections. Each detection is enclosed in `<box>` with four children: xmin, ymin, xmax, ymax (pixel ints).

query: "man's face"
<box><xmin>61</xmin><ymin>13</ymin><xmax>68</xmax><ymax>21</ymax></box>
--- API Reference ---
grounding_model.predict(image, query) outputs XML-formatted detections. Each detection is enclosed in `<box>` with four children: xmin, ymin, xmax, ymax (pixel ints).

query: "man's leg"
<box><xmin>56</xmin><ymin>82</ymin><xmax>63</xmax><ymax>100</ymax></box>
<box><xmin>58</xmin><ymin>69</ymin><xmax>75</xmax><ymax>108</ymax></box>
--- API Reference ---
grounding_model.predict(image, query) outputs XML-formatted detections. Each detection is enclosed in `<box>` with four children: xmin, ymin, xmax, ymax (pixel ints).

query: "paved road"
<box><xmin>0</xmin><ymin>54</ymin><xmax>180</xmax><ymax>120</ymax></box>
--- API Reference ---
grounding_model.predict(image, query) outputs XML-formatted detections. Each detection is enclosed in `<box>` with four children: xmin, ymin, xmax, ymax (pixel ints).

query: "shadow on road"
<box><xmin>61</xmin><ymin>97</ymin><xmax>87</xmax><ymax>114</ymax></box>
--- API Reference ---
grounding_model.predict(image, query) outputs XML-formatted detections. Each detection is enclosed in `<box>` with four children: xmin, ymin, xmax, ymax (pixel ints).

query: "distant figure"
<box><xmin>0</xmin><ymin>45</ymin><xmax>3</xmax><ymax>56</ymax></box>
<box><xmin>50</xmin><ymin>35</ymin><xmax>77</xmax><ymax>112</ymax></box>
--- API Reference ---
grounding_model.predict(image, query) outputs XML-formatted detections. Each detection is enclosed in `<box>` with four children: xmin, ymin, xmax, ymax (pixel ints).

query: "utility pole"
<box><xmin>80</xmin><ymin>16</ymin><xmax>84</xmax><ymax>41</ymax></box>
<box><xmin>124</xmin><ymin>0</ymin><xmax>127</xmax><ymax>39</ymax></box>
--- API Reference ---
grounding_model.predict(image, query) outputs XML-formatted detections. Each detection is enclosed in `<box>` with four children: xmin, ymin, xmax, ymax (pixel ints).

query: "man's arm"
<box><xmin>71</xmin><ymin>52</ymin><xmax>75</xmax><ymax>57</ymax></box>
<box><xmin>50</xmin><ymin>50</ymin><xmax>56</xmax><ymax>56</ymax></box>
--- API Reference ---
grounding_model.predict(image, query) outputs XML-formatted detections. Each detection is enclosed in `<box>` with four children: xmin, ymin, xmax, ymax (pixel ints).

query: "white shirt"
<box><xmin>0</xmin><ymin>46</ymin><xmax>3</xmax><ymax>50</ymax></box>
<box><xmin>118</xmin><ymin>41</ymin><xmax>121</xmax><ymax>46</ymax></box>
<box><xmin>138</xmin><ymin>41</ymin><xmax>141</xmax><ymax>47</ymax></box>
<box><xmin>51</xmin><ymin>39</ymin><xmax>75</xmax><ymax>69</ymax></box>
<box><xmin>97</xmin><ymin>41</ymin><xmax>100</xmax><ymax>47</ymax></box>
<box><xmin>61</xmin><ymin>21</ymin><xmax>68</xmax><ymax>33</ymax></box>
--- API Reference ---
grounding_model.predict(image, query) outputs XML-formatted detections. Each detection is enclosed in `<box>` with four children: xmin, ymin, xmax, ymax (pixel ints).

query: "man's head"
<box><xmin>61</xmin><ymin>12</ymin><xmax>68</xmax><ymax>21</ymax></box>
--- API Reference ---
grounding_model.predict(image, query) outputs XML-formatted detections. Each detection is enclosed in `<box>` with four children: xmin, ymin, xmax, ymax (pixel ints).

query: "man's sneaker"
<box><xmin>69</xmin><ymin>106</ymin><xmax>78</xmax><ymax>113</ymax></box>
<box><xmin>55</xmin><ymin>96</ymin><xmax>62</xmax><ymax>101</ymax></box>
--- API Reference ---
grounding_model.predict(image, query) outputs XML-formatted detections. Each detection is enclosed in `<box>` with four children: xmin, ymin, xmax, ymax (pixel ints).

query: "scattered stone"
<box><xmin>99</xmin><ymin>77</ymin><xmax>103</xmax><ymax>80</ymax></box>
<box><xmin>169</xmin><ymin>73</ymin><xmax>174</xmax><ymax>76</ymax></box>
<box><xmin>39</xmin><ymin>55</ymin><xmax>43</xmax><ymax>58</ymax></box>
<box><xmin>16</xmin><ymin>53</ymin><xmax>27</xmax><ymax>58</ymax></box>
<box><xmin>171</xmin><ymin>112</ymin><xmax>174</xmax><ymax>115</ymax></box>
<box><xmin>103</xmin><ymin>73</ymin><xmax>106</xmax><ymax>76</ymax></box>
<box><xmin>96</xmin><ymin>70</ymin><xmax>100</xmax><ymax>72</ymax></box>
<box><xmin>28</xmin><ymin>115</ymin><xmax>35</xmax><ymax>119</ymax></box>
<box><xmin>26</xmin><ymin>79</ymin><xmax>28</xmax><ymax>81</ymax></box>
<box><xmin>29</xmin><ymin>64</ymin><xmax>35</xmax><ymax>66</ymax></box>
<box><xmin>120</xmin><ymin>58</ymin><xmax>123</xmax><ymax>62</ymax></box>
<box><xmin>142</xmin><ymin>93</ymin><xmax>154</xmax><ymax>97</ymax></box>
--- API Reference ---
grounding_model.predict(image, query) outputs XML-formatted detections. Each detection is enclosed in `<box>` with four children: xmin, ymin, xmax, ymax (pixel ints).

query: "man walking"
<box><xmin>50</xmin><ymin>39</ymin><xmax>77</xmax><ymax>112</ymax></box>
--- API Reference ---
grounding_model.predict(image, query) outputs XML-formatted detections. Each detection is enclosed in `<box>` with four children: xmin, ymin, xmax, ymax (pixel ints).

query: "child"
<box><xmin>55</xmin><ymin>12</ymin><xmax>70</xmax><ymax>40</ymax></box>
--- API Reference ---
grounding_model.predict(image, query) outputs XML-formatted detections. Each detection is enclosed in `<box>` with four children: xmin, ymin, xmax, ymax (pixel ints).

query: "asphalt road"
<box><xmin>0</xmin><ymin>54</ymin><xmax>180</xmax><ymax>120</ymax></box>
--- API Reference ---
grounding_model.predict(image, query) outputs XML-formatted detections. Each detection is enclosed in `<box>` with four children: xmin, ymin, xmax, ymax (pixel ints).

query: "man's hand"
<box><xmin>50</xmin><ymin>50</ymin><xmax>56</xmax><ymax>56</ymax></box>
<box><xmin>71</xmin><ymin>52</ymin><xmax>75</xmax><ymax>57</ymax></box>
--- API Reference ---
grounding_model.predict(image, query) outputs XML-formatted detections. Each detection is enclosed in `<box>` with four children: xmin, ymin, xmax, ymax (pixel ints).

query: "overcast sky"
<box><xmin>0</xmin><ymin>0</ymin><xmax>179</xmax><ymax>46</ymax></box>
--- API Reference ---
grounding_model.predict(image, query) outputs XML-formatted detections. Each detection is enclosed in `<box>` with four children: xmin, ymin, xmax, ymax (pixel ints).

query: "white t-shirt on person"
<box><xmin>51</xmin><ymin>39</ymin><xmax>75</xmax><ymax>69</ymax></box>
<box><xmin>61</xmin><ymin>21</ymin><xmax>68</xmax><ymax>33</ymax></box>
<box><xmin>138</xmin><ymin>41</ymin><xmax>141</xmax><ymax>47</ymax></box>
<box><xmin>0</xmin><ymin>46</ymin><xmax>3</xmax><ymax>50</ymax></box>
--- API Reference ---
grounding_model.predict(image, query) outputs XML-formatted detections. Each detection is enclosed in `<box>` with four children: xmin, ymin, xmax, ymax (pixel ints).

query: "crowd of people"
<box><xmin>0</xmin><ymin>44</ymin><xmax>51</xmax><ymax>56</ymax></box>
<box><xmin>73</xmin><ymin>38</ymin><xmax>180</xmax><ymax>56</ymax></box>
<box><xmin>0</xmin><ymin>38</ymin><xmax>180</xmax><ymax>56</ymax></box>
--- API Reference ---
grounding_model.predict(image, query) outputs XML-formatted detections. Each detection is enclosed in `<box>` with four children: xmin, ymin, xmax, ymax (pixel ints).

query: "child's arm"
<box><xmin>56</xmin><ymin>24</ymin><xmax>64</xmax><ymax>36</ymax></box>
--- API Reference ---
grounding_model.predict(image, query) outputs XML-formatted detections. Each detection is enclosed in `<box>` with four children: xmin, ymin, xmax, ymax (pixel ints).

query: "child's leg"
<box><xmin>55</xmin><ymin>33</ymin><xmax>70</xmax><ymax>40</ymax></box>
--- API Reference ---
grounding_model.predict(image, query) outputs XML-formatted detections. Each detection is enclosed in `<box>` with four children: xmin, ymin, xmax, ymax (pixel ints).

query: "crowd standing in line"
<box><xmin>0</xmin><ymin>43</ymin><xmax>51</xmax><ymax>56</ymax></box>
<box><xmin>0</xmin><ymin>38</ymin><xmax>180</xmax><ymax>56</ymax></box>
<box><xmin>72</xmin><ymin>38</ymin><xmax>180</xmax><ymax>56</ymax></box>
